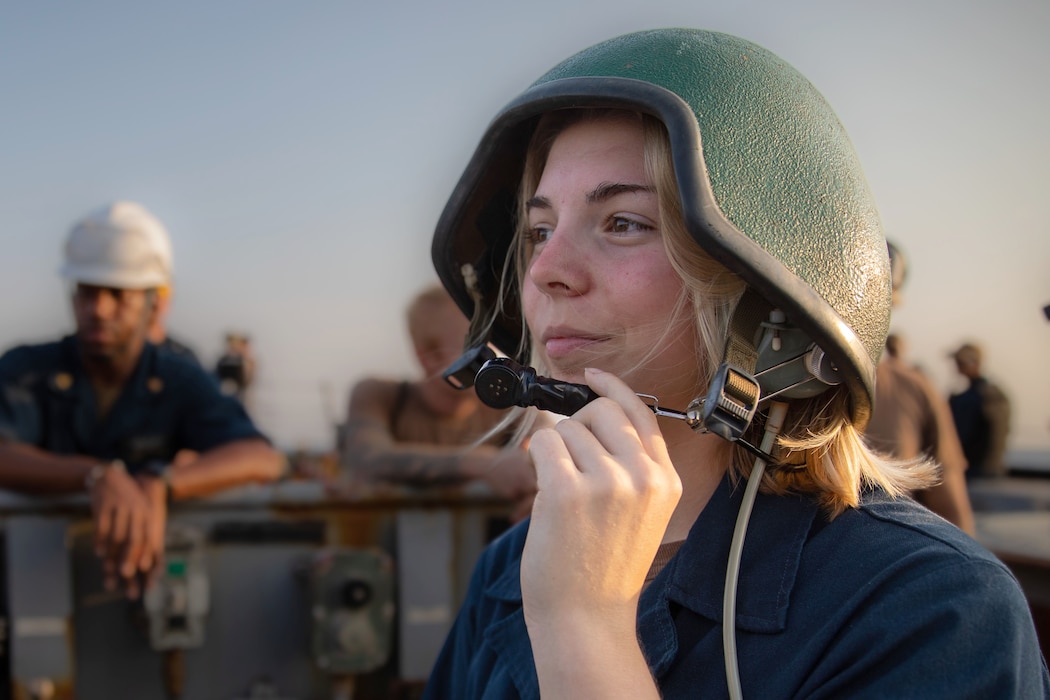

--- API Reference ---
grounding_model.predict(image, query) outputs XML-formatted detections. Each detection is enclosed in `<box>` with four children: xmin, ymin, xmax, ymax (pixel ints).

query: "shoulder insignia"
<box><xmin>50</xmin><ymin>372</ymin><xmax>74</xmax><ymax>392</ymax></box>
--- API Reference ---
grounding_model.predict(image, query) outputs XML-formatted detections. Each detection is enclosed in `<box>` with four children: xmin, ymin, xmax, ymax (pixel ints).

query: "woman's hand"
<box><xmin>521</xmin><ymin>367</ymin><xmax>681</xmax><ymax>698</ymax></box>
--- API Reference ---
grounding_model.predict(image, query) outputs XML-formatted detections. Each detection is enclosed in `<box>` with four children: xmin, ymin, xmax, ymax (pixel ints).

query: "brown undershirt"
<box><xmin>644</xmin><ymin>540</ymin><xmax>685</xmax><ymax>587</ymax></box>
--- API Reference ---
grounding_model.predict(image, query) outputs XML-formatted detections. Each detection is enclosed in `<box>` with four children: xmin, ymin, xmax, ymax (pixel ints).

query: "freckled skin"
<box><xmin>522</xmin><ymin>117</ymin><xmax>699</xmax><ymax>409</ymax></box>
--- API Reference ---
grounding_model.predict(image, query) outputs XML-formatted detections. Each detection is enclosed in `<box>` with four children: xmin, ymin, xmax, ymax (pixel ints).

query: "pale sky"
<box><xmin>1</xmin><ymin>1</ymin><xmax>1048</xmax><ymax>462</ymax></box>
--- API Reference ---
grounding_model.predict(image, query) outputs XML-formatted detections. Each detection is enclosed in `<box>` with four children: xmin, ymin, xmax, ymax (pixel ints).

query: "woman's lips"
<box><xmin>543</xmin><ymin>333</ymin><xmax>606</xmax><ymax>360</ymax></box>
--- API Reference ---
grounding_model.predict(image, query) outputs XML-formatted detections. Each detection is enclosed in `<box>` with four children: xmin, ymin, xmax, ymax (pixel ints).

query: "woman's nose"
<box><xmin>527</xmin><ymin>225</ymin><xmax>589</xmax><ymax>296</ymax></box>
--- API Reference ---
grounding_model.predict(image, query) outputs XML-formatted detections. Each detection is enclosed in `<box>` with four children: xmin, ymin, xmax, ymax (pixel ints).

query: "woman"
<box><xmin>424</xmin><ymin>29</ymin><xmax>1049</xmax><ymax>698</ymax></box>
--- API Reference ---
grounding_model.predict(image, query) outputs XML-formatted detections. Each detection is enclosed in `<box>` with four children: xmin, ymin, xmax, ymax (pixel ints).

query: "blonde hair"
<box><xmin>499</xmin><ymin>108</ymin><xmax>937</xmax><ymax>516</ymax></box>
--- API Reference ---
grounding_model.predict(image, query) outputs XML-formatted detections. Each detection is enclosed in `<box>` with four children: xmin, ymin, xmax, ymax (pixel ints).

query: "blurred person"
<box><xmin>949</xmin><ymin>341</ymin><xmax>1012</xmax><ymax>479</ymax></box>
<box><xmin>420</xmin><ymin>29</ymin><xmax>1047</xmax><ymax>698</ymax></box>
<box><xmin>215</xmin><ymin>331</ymin><xmax>256</xmax><ymax>404</ymax></box>
<box><xmin>0</xmin><ymin>201</ymin><xmax>286</xmax><ymax>598</ymax></box>
<box><xmin>341</xmin><ymin>284</ymin><xmax>537</xmax><ymax>521</ymax></box>
<box><xmin>864</xmin><ymin>242</ymin><xmax>974</xmax><ymax>534</ymax></box>
<box><xmin>148</xmin><ymin>288</ymin><xmax>200</xmax><ymax>364</ymax></box>
<box><xmin>117</xmin><ymin>202</ymin><xmax>200</xmax><ymax>364</ymax></box>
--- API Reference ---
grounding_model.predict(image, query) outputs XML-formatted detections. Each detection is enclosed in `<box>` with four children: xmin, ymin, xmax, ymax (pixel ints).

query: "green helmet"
<box><xmin>432</xmin><ymin>28</ymin><xmax>891</xmax><ymax>427</ymax></box>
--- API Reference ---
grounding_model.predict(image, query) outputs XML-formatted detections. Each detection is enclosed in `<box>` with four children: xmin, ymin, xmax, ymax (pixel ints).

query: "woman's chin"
<box><xmin>542</xmin><ymin>361</ymin><xmax>592</xmax><ymax>386</ymax></box>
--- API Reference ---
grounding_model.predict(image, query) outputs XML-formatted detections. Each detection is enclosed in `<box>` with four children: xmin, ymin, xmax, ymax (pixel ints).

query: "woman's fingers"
<box><xmin>528</xmin><ymin>427</ymin><xmax>582</xmax><ymax>492</ymax></box>
<box><xmin>583</xmin><ymin>367</ymin><xmax>659</xmax><ymax>425</ymax></box>
<box><xmin>576</xmin><ymin>368</ymin><xmax>669</xmax><ymax>460</ymax></box>
<box><xmin>529</xmin><ymin>368</ymin><xmax>681</xmax><ymax>512</ymax></box>
<box><xmin>522</xmin><ymin>368</ymin><xmax>682</xmax><ymax>623</ymax></box>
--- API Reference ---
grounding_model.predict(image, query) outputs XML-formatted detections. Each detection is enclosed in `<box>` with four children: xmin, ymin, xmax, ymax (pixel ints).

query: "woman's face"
<box><xmin>521</xmin><ymin>116</ymin><xmax>700</xmax><ymax>404</ymax></box>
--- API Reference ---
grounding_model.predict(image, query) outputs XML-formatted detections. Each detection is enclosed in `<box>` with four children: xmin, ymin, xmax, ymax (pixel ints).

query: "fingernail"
<box><xmin>584</xmin><ymin>367</ymin><xmax>604</xmax><ymax>375</ymax></box>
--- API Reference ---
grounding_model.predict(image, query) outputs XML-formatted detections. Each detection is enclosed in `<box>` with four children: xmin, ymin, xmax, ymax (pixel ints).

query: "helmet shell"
<box><xmin>61</xmin><ymin>201</ymin><xmax>173</xmax><ymax>289</ymax></box>
<box><xmin>432</xmin><ymin>28</ymin><xmax>891</xmax><ymax>425</ymax></box>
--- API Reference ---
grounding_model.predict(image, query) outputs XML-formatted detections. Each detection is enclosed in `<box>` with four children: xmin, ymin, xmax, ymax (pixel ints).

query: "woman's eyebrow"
<box><xmin>526</xmin><ymin>183</ymin><xmax>653</xmax><ymax>212</ymax></box>
<box><xmin>525</xmin><ymin>195</ymin><xmax>551</xmax><ymax>212</ymax></box>
<box><xmin>587</xmin><ymin>182</ymin><xmax>653</xmax><ymax>203</ymax></box>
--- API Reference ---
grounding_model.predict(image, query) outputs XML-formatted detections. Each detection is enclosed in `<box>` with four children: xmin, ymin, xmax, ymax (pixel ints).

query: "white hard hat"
<box><xmin>60</xmin><ymin>201</ymin><xmax>173</xmax><ymax>289</ymax></box>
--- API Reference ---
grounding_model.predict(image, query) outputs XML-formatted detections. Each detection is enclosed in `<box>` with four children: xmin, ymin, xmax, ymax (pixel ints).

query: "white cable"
<box><xmin>723</xmin><ymin>401</ymin><xmax>789</xmax><ymax>700</ymax></box>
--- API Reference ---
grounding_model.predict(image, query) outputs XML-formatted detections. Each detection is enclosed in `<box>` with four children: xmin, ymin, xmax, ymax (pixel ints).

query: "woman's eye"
<box><xmin>527</xmin><ymin>226</ymin><xmax>552</xmax><ymax>245</ymax></box>
<box><xmin>610</xmin><ymin>216</ymin><xmax>651</xmax><ymax>234</ymax></box>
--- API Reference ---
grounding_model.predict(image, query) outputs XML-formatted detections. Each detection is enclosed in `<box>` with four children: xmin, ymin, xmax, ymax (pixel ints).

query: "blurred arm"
<box><xmin>0</xmin><ymin>441</ymin><xmax>98</xmax><ymax>493</ymax></box>
<box><xmin>166</xmin><ymin>437</ymin><xmax>285</xmax><ymax>501</ymax></box>
<box><xmin>342</xmin><ymin>378</ymin><xmax>493</xmax><ymax>485</ymax></box>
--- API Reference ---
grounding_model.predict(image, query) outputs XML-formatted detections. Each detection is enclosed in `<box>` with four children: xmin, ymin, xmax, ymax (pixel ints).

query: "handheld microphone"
<box><xmin>473</xmin><ymin>357</ymin><xmax>598</xmax><ymax>415</ymax></box>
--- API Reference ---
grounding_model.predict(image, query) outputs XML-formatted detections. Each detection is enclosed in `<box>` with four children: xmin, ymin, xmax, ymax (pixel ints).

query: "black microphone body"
<box><xmin>474</xmin><ymin>357</ymin><xmax>599</xmax><ymax>415</ymax></box>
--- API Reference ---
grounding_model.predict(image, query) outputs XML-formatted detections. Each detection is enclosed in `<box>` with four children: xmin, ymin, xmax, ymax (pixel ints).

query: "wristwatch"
<box><xmin>84</xmin><ymin>459</ymin><xmax>126</xmax><ymax>492</ymax></box>
<box><xmin>140</xmin><ymin>459</ymin><xmax>175</xmax><ymax>503</ymax></box>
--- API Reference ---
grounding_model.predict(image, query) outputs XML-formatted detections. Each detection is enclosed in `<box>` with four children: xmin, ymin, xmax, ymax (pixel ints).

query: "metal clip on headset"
<box><xmin>685</xmin><ymin>363</ymin><xmax>772</xmax><ymax>463</ymax></box>
<box><xmin>689</xmin><ymin>363</ymin><xmax>760</xmax><ymax>444</ymax></box>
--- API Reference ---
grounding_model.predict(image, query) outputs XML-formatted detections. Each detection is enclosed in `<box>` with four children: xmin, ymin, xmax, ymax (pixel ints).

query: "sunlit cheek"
<box><xmin>520</xmin><ymin>276</ymin><xmax>542</xmax><ymax>332</ymax></box>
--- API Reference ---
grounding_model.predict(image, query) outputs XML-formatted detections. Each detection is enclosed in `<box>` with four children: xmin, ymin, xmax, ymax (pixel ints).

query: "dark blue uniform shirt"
<box><xmin>424</xmin><ymin>474</ymin><xmax>1050</xmax><ymax>699</ymax></box>
<box><xmin>0</xmin><ymin>335</ymin><xmax>266</xmax><ymax>473</ymax></box>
